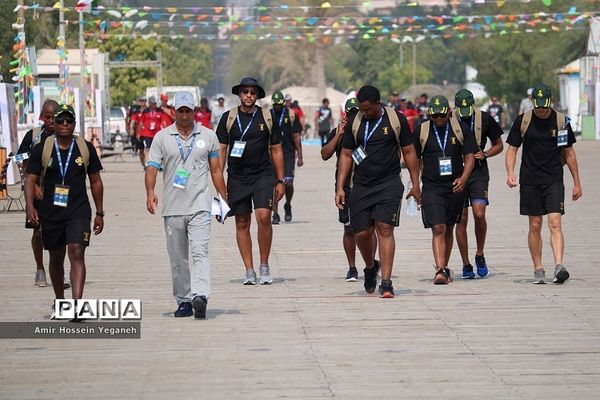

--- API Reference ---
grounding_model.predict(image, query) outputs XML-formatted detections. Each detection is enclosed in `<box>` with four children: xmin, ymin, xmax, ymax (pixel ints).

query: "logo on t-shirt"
<box><xmin>75</xmin><ymin>156</ymin><xmax>84</xmax><ymax>166</ymax></box>
<box><xmin>259</xmin><ymin>123</ymin><xmax>265</xmax><ymax>132</ymax></box>
<box><xmin>383</xmin><ymin>127</ymin><xmax>389</xmax><ymax>135</ymax></box>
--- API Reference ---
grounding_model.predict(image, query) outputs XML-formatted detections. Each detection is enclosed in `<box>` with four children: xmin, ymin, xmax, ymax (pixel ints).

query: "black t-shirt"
<box><xmin>26</xmin><ymin>136</ymin><xmax>103</xmax><ymax>222</ymax></box>
<box><xmin>506</xmin><ymin>110</ymin><xmax>576</xmax><ymax>185</ymax></box>
<box><xmin>325</xmin><ymin>127</ymin><xmax>352</xmax><ymax>189</ymax></box>
<box><xmin>415</xmin><ymin>120</ymin><xmax>478</xmax><ymax>188</ymax></box>
<box><xmin>317</xmin><ymin>106</ymin><xmax>332</xmax><ymax>132</ymax></box>
<box><xmin>271</xmin><ymin>108</ymin><xmax>302</xmax><ymax>154</ymax></box>
<box><xmin>341</xmin><ymin>109</ymin><xmax>413</xmax><ymax>187</ymax></box>
<box><xmin>18</xmin><ymin>128</ymin><xmax>51</xmax><ymax>155</ymax></box>
<box><xmin>458</xmin><ymin>110</ymin><xmax>503</xmax><ymax>174</ymax></box>
<box><xmin>487</xmin><ymin>103</ymin><xmax>504</xmax><ymax>125</ymax></box>
<box><xmin>216</xmin><ymin>106</ymin><xmax>283</xmax><ymax>180</ymax></box>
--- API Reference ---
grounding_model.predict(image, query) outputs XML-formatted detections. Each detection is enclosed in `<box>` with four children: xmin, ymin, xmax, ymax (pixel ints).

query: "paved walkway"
<box><xmin>1</xmin><ymin>140</ymin><xmax>599</xmax><ymax>399</ymax></box>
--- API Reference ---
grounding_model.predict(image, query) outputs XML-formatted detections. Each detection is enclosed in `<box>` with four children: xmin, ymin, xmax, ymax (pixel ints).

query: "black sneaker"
<box><xmin>345</xmin><ymin>267</ymin><xmax>358</xmax><ymax>282</ymax></box>
<box><xmin>379</xmin><ymin>279</ymin><xmax>395</xmax><ymax>298</ymax></box>
<box><xmin>174</xmin><ymin>302</ymin><xmax>192</xmax><ymax>317</ymax></box>
<box><xmin>272</xmin><ymin>212</ymin><xmax>280</xmax><ymax>225</ymax></box>
<box><xmin>192</xmin><ymin>296</ymin><xmax>207</xmax><ymax>319</ymax></box>
<box><xmin>363</xmin><ymin>261</ymin><xmax>380</xmax><ymax>294</ymax></box>
<box><xmin>284</xmin><ymin>203</ymin><xmax>292</xmax><ymax>222</ymax></box>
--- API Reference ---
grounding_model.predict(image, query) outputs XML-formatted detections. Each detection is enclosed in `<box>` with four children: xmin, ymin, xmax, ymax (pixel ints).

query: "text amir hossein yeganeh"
<box><xmin>34</xmin><ymin>325</ymin><xmax>137</xmax><ymax>335</ymax></box>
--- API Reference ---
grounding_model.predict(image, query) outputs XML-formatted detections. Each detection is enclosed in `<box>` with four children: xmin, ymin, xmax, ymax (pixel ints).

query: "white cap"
<box><xmin>174</xmin><ymin>91</ymin><xmax>196</xmax><ymax>110</ymax></box>
<box><xmin>284</xmin><ymin>93</ymin><xmax>292</xmax><ymax>101</ymax></box>
<box><xmin>216</xmin><ymin>93</ymin><xmax>225</xmax><ymax>100</ymax></box>
<box><xmin>527</xmin><ymin>88</ymin><xmax>533</xmax><ymax>96</ymax></box>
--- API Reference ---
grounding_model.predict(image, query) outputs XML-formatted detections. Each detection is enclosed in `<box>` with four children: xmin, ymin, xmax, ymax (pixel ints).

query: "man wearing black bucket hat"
<box><xmin>216</xmin><ymin>77</ymin><xmax>285</xmax><ymax>286</ymax></box>
<box><xmin>506</xmin><ymin>83</ymin><xmax>582</xmax><ymax>285</ymax></box>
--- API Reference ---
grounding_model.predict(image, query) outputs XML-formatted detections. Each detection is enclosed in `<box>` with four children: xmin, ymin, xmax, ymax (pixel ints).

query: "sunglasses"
<box><xmin>430</xmin><ymin>113</ymin><xmax>447</xmax><ymax>119</ymax></box>
<box><xmin>241</xmin><ymin>89</ymin><xmax>257</xmax><ymax>95</ymax></box>
<box><xmin>55</xmin><ymin>115</ymin><xmax>76</xmax><ymax>125</ymax></box>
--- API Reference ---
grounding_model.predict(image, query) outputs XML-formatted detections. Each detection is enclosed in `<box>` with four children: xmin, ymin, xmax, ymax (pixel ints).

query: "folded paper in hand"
<box><xmin>211</xmin><ymin>193</ymin><xmax>230</xmax><ymax>224</ymax></box>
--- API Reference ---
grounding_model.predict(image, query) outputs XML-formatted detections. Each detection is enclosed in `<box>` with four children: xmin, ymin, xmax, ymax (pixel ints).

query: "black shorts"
<box><xmin>283</xmin><ymin>151</ymin><xmax>296</xmax><ymax>180</ymax></box>
<box><xmin>464</xmin><ymin>171</ymin><xmax>489</xmax><ymax>208</ymax></box>
<box><xmin>348</xmin><ymin>176</ymin><xmax>404</xmax><ymax>233</ymax></box>
<box><xmin>421</xmin><ymin>186</ymin><xmax>465</xmax><ymax>228</ymax></box>
<box><xmin>338</xmin><ymin>186</ymin><xmax>351</xmax><ymax>225</ymax></box>
<box><xmin>227</xmin><ymin>175</ymin><xmax>274</xmax><ymax>216</ymax></box>
<box><xmin>520</xmin><ymin>183</ymin><xmax>565</xmax><ymax>216</ymax></box>
<box><xmin>140</xmin><ymin>136</ymin><xmax>153</xmax><ymax>150</ymax></box>
<box><xmin>40</xmin><ymin>218</ymin><xmax>91</xmax><ymax>250</ymax></box>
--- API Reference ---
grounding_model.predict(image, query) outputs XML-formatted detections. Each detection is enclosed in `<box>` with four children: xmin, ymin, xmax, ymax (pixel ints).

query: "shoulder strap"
<box><xmin>30</xmin><ymin>127</ymin><xmax>43</xmax><ymax>149</ymax></box>
<box><xmin>556</xmin><ymin>111</ymin><xmax>566</xmax><ymax>129</ymax></box>
<box><xmin>74</xmin><ymin>135</ymin><xmax>89</xmax><ymax>175</ymax></box>
<box><xmin>449</xmin><ymin>117</ymin><xmax>463</xmax><ymax>144</ymax></box>
<box><xmin>473</xmin><ymin>108</ymin><xmax>482</xmax><ymax>147</ymax></box>
<box><xmin>261</xmin><ymin>107</ymin><xmax>273</xmax><ymax>135</ymax></box>
<box><xmin>40</xmin><ymin>136</ymin><xmax>55</xmax><ymax>184</ymax></box>
<box><xmin>384</xmin><ymin>106</ymin><xmax>401</xmax><ymax>143</ymax></box>
<box><xmin>419</xmin><ymin>120</ymin><xmax>430</xmax><ymax>150</ymax></box>
<box><xmin>351</xmin><ymin>112</ymin><xmax>363</xmax><ymax>144</ymax></box>
<box><xmin>520</xmin><ymin>110</ymin><xmax>533</xmax><ymax>140</ymax></box>
<box><xmin>225</xmin><ymin>107</ymin><xmax>238</xmax><ymax>134</ymax></box>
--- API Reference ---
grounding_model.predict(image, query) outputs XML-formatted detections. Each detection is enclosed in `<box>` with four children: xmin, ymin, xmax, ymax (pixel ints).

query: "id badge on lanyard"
<box><xmin>54</xmin><ymin>184</ymin><xmax>70</xmax><ymax>207</ymax></box>
<box><xmin>439</xmin><ymin>157</ymin><xmax>452</xmax><ymax>176</ymax></box>
<box><xmin>231</xmin><ymin>140</ymin><xmax>247</xmax><ymax>158</ymax></box>
<box><xmin>173</xmin><ymin>168</ymin><xmax>190</xmax><ymax>189</ymax></box>
<box><xmin>557</xmin><ymin>129</ymin><xmax>568</xmax><ymax>147</ymax></box>
<box><xmin>352</xmin><ymin>146</ymin><xmax>367</xmax><ymax>165</ymax></box>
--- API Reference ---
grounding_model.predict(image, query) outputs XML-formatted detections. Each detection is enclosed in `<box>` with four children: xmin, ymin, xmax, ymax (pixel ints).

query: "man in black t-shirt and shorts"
<box><xmin>24</xmin><ymin>104</ymin><xmax>105</xmax><ymax>318</ymax></box>
<box><xmin>336</xmin><ymin>86</ymin><xmax>421</xmax><ymax>298</ymax></box>
<box><xmin>270</xmin><ymin>91</ymin><xmax>303</xmax><ymax>224</ymax></box>
<box><xmin>415</xmin><ymin>95</ymin><xmax>477</xmax><ymax>285</ymax></box>
<box><xmin>453</xmin><ymin>89</ymin><xmax>504</xmax><ymax>279</ymax></box>
<box><xmin>217</xmin><ymin>77</ymin><xmax>285</xmax><ymax>286</ymax></box>
<box><xmin>505</xmin><ymin>83</ymin><xmax>582</xmax><ymax>284</ymax></box>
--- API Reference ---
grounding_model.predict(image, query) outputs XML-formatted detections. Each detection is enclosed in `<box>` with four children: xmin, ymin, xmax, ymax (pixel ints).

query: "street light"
<box><xmin>401</xmin><ymin>35</ymin><xmax>426</xmax><ymax>88</ymax></box>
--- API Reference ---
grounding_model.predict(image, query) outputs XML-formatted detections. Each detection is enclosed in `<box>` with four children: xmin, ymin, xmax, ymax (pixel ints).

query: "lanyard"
<box><xmin>433</xmin><ymin>123</ymin><xmax>449</xmax><ymax>157</ymax></box>
<box><xmin>236</xmin><ymin>109</ymin><xmax>257</xmax><ymax>141</ymax></box>
<box><xmin>176</xmin><ymin>134</ymin><xmax>196</xmax><ymax>164</ymax></box>
<box><xmin>54</xmin><ymin>137</ymin><xmax>75</xmax><ymax>185</ymax></box>
<box><xmin>272</xmin><ymin>109</ymin><xmax>285</xmax><ymax>128</ymax></box>
<box><xmin>363</xmin><ymin>109</ymin><xmax>384</xmax><ymax>148</ymax></box>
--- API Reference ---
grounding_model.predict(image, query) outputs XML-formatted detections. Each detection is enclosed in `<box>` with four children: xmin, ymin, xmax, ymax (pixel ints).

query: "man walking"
<box><xmin>505</xmin><ymin>83</ymin><xmax>582</xmax><ymax>284</ymax></box>
<box><xmin>270</xmin><ymin>91</ymin><xmax>303</xmax><ymax>224</ymax></box>
<box><xmin>24</xmin><ymin>104</ymin><xmax>104</xmax><ymax>317</ymax></box>
<box><xmin>138</xmin><ymin>96</ymin><xmax>168</xmax><ymax>168</ymax></box>
<box><xmin>315</xmin><ymin>98</ymin><xmax>333</xmax><ymax>147</ymax></box>
<box><xmin>216</xmin><ymin>77</ymin><xmax>285</xmax><ymax>285</ymax></box>
<box><xmin>145</xmin><ymin>92</ymin><xmax>227</xmax><ymax>319</ymax></box>
<box><xmin>453</xmin><ymin>89</ymin><xmax>504</xmax><ymax>279</ymax></box>
<box><xmin>336</xmin><ymin>85</ymin><xmax>421</xmax><ymax>298</ymax></box>
<box><xmin>15</xmin><ymin>99</ymin><xmax>61</xmax><ymax>287</ymax></box>
<box><xmin>415</xmin><ymin>95</ymin><xmax>477</xmax><ymax>285</ymax></box>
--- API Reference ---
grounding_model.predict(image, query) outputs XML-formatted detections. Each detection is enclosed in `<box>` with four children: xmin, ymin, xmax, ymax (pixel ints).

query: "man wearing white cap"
<box><xmin>145</xmin><ymin>91</ymin><xmax>227</xmax><ymax>319</ymax></box>
<box><xmin>211</xmin><ymin>93</ymin><xmax>227</xmax><ymax>128</ymax></box>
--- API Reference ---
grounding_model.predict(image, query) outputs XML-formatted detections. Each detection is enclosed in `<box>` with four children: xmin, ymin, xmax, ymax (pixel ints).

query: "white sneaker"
<box><xmin>259</xmin><ymin>265</ymin><xmax>273</xmax><ymax>285</ymax></box>
<box><xmin>243</xmin><ymin>269</ymin><xmax>257</xmax><ymax>285</ymax></box>
<box><xmin>35</xmin><ymin>270</ymin><xmax>47</xmax><ymax>287</ymax></box>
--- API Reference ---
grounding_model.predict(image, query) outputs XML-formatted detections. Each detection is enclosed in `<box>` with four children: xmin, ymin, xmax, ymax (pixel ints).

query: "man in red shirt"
<box><xmin>399</xmin><ymin>98</ymin><xmax>418</xmax><ymax>132</ymax></box>
<box><xmin>159</xmin><ymin>93</ymin><xmax>175</xmax><ymax>124</ymax></box>
<box><xmin>138</xmin><ymin>96</ymin><xmax>167</xmax><ymax>167</ymax></box>
<box><xmin>194</xmin><ymin>97</ymin><xmax>212</xmax><ymax>129</ymax></box>
<box><xmin>130</xmin><ymin>95</ymin><xmax>147</xmax><ymax>166</ymax></box>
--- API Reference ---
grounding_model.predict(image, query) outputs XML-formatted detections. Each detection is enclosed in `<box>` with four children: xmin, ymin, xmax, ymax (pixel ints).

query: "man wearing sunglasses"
<box><xmin>453</xmin><ymin>89</ymin><xmax>504</xmax><ymax>280</ymax></box>
<box><xmin>415</xmin><ymin>95</ymin><xmax>477</xmax><ymax>285</ymax></box>
<box><xmin>216</xmin><ymin>77</ymin><xmax>285</xmax><ymax>286</ymax></box>
<box><xmin>506</xmin><ymin>83</ymin><xmax>582</xmax><ymax>284</ymax></box>
<box><xmin>24</xmin><ymin>104</ymin><xmax>104</xmax><ymax>318</ymax></box>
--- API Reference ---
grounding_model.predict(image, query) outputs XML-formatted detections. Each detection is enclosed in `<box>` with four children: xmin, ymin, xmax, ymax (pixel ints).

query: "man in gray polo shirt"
<box><xmin>145</xmin><ymin>91</ymin><xmax>227</xmax><ymax>319</ymax></box>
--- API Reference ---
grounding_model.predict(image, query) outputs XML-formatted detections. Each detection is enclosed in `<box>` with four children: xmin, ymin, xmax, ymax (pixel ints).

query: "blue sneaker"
<box><xmin>174</xmin><ymin>302</ymin><xmax>193</xmax><ymax>317</ymax></box>
<box><xmin>475</xmin><ymin>255</ymin><xmax>488</xmax><ymax>278</ymax></box>
<box><xmin>462</xmin><ymin>264</ymin><xmax>475</xmax><ymax>279</ymax></box>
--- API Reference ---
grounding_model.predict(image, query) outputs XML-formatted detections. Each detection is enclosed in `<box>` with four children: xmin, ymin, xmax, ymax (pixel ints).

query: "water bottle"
<box><xmin>406</xmin><ymin>180</ymin><xmax>418</xmax><ymax>217</ymax></box>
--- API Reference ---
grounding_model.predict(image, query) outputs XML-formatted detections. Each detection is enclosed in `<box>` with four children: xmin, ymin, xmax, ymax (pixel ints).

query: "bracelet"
<box><xmin>96</xmin><ymin>211</ymin><xmax>105</xmax><ymax>217</ymax></box>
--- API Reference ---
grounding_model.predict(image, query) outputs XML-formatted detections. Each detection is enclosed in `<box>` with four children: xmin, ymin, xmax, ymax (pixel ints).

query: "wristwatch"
<box><xmin>276</xmin><ymin>179</ymin><xmax>285</xmax><ymax>185</ymax></box>
<box><xmin>96</xmin><ymin>211</ymin><xmax>105</xmax><ymax>217</ymax></box>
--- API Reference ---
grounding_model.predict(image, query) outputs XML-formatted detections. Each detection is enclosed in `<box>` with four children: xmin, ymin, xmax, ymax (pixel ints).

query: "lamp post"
<box><xmin>402</xmin><ymin>35</ymin><xmax>426</xmax><ymax>88</ymax></box>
